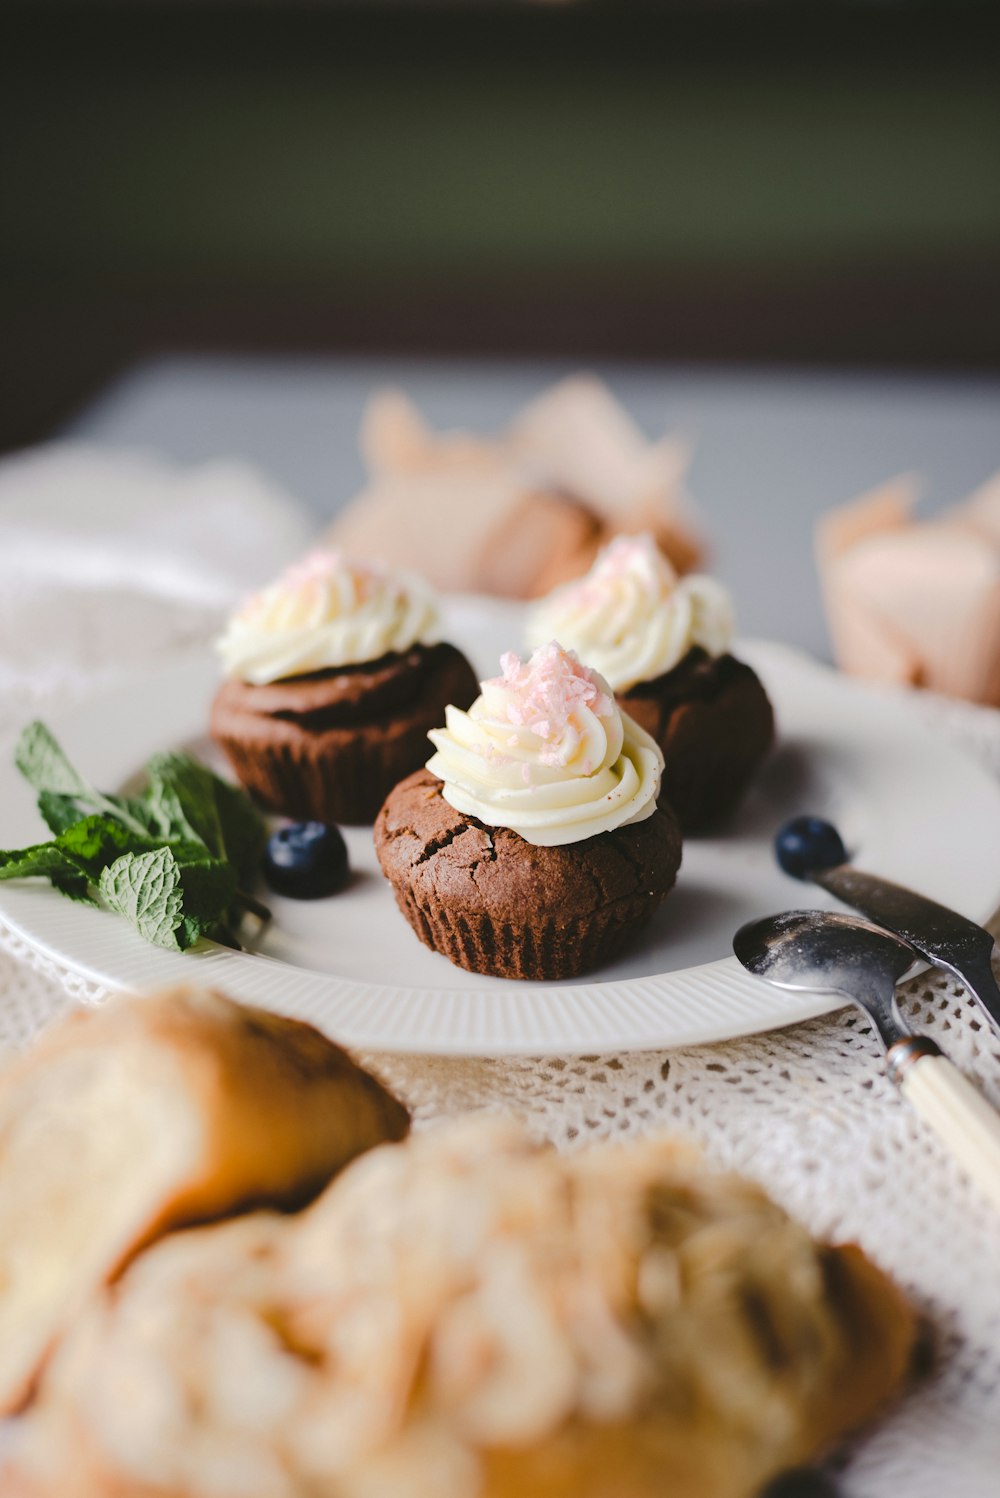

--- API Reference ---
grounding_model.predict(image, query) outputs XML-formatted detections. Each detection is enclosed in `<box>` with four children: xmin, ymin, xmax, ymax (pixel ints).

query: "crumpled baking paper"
<box><xmin>817</xmin><ymin>470</ymin><xmax>1000</xmax><ymax>705</ymax></box>
<box><xmin>323</xmin><ymin>375</ymin><xmax>703</xmax><ymax>599</ymax></box>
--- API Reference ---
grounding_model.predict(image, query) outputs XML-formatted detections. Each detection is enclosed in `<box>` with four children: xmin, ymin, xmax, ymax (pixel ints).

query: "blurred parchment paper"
<box><xmin>817</xmin><ymin>470</ymin><xmax>1000</xmax><ymax>706</ymax></box>
<box><xmin>323</xmin><ymin>376</ymin><xmax>703</xmax><ymax>599</ymax></box>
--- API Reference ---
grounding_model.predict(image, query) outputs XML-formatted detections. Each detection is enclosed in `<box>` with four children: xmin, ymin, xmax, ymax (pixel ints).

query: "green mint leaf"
<box><xmin>52</xmin><ymin>817</ymin><xmax>211</xmax><ymax>870</ymax></box>
<box><xmin>142</xmin><ymin>752</ymin><xmax>222</xmax><ymax>853</ymax></box>
<box><xmin>140</xmin><ymin>779</ymin><xmax>204</xmax><ymax>847</ymax></box>
<box><xmin>38</xmin><ymin>791</ymin><xmax>87</xmax><ymax>835</ymax></box>
<box><xmin>55</xmin><ymin>814</ymin><xmax>142</xmax><ymax>873</ymax></box>
<box><xmin>0</xmin><ymin>814</ymin><xmax>150</xmax><ymax>901</ymax></box>
<box><xmin>177</xmin><ymin>856</ymin><xmax>238</xmax><ymax>923</ymax></box>
<box><xmin>212</xmin><ymin>776</ymin><xmax>266</xmax><ymax>887</ymax></box>
<box><xmin>170</xmin><ymin>856</ymin><xmax>239</xmax><ymax>954</ymax></box>
<box><xmin>15</xmin><ymin>722</ymin><xmax>149</xmax><ymax>840</ymax></box>
<box><xmin>0</xmin><ymin>842</ymin><xmax>90</xmax><ymax>884</ymax></box>
<box><xmin>99</xmin><ymin>847</ymin><xmax>184</xmax><ymax>951</ymax></box>
<box><xmin>0</xmin><ymin>834</ymin><xmax>98</xmax><ymax>905</ymax></box>
<box><xmin>16</xmin><ymin>722</ymin><xmax>93</xmax><ymax>799</ymax></box>
<box><xmin>140</xmin><ymin>752</ymin><xmax>265</xmax><ymax>886</ymax></box>
<box><xmin>110</xmin><ymin>795</ymin><xmax>166</xmax><ymax>837</ymax></box>
<box><xmin>51</xmin><ymin>875</ymin><xmax>100</xmax><ymax>907</ymax></box>
<box><xmin>177</xmin><ymin>912</ymin><xmax>216</xmax><ymax>949</ymax></box>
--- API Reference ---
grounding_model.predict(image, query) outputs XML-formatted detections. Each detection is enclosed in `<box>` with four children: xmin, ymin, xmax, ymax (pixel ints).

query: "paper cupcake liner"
<box><xmin>214</xmin><ymin>722</ymin><xmax>433</xmax><ymax>827</ymax></box>
<box><xmin>619</xmin><ymin>657</ymin><xmax>774</xmax><ymax>832</ymax></box>
<box><xmin>388</xmin><ymin>882</ymin><xmax>659</xmax><ymax>982</ymax></box>
<box><xmin>211</xmin><ymin>647</ymin><xmax>479</xmax><ymax>828</ymax></box>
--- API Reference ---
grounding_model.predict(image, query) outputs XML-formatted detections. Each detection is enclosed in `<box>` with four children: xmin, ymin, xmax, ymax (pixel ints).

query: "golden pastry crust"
<box><xmin>0</xmin><ymin>986</ymin><xmax>409</xmax><ymax>1415</ymax></box>
<box><xmin>4</xmin><ymin>1119</ymin><xmax>914</xmax><ymax>1498</ymax></box>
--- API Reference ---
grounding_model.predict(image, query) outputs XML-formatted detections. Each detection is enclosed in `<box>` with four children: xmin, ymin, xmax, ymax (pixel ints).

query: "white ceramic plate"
<box><xmin>3</xmin><ymin>597</ymin><xmax>1000</xmax><ymax>1056</ymax></box>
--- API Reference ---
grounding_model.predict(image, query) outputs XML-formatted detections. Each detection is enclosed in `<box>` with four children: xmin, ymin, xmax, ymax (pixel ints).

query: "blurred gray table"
<box><xmin>69</xmin><ymin>356</ymin><xmax>1000</xmax><ymax>660</ymax></box>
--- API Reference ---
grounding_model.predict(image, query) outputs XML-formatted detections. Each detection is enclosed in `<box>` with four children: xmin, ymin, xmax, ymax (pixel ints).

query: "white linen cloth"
<box><xmin>0</xmin><ymin>442</ymin><xmax>313</xmax><ymax>716</ymax></box>
<box><xmin>0</xmin><ymin>445</ymin><xmax>998</xmax><ymax>1498</ymax></box>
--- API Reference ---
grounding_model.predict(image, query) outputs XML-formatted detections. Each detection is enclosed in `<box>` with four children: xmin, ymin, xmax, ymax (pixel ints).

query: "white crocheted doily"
<box><xmin>1</xmin><ymin>446</ymin><xmax>999</xmax><ymax>1498</ymax></box>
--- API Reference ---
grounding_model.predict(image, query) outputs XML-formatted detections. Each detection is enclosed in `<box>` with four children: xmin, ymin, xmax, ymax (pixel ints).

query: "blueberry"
<box><xmin>263</xmin><ymin>821</ymin><xmax>349</xmax><ymax>899</ymax></box>
<box><xmin>774</xmin><ymin>815</ymin><xmax>847</xmax><ymax>880</ymax></box>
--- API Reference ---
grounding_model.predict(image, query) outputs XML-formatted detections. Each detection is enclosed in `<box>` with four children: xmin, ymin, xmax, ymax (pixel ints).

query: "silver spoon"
<box><xmin>735</xmin><ymin>909</ymin><xmax>1000</xmax><ymax>1210</ymax></box>
<box><xmin>773</xmin><ymin>814</ymin><xmax>1000</xmax><ymax>1038</ymax></box>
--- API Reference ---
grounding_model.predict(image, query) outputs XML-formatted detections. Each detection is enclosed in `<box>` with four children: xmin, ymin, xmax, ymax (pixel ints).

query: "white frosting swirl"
<box><xmin>218</xmin><ymin>550</ymin><xmax>440</xmax><ymax>685</ymax></box>
<box><xmin>426</xmin><ymin>642</ymin><xmax>664</xmax><ymax>847</ymax></box>
<box><xmin>527</xmin><ymin>533</ymin><xmax>734</xmax><ymax>692</ymax></box>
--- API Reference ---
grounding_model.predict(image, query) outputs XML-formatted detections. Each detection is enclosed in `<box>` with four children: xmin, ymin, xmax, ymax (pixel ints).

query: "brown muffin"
<box><xmin>375</xmin><ymin>768</ymin><xmax>682</xmax><ymax>980</ymax></box>
<box><xmin>211</xmin><ymin>641</ymin><xmax>478</xmax><ymax>826</ymax></box>
<box><xmin>619</xmin><ymin>648</ymin><xmax>775</xmax><ymax>832</ymax></box>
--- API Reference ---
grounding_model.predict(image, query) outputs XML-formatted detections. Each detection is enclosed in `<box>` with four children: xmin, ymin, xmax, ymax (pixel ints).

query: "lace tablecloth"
<box><xmin>1</xmin><ymin>446</ymin><xmax>999</xmax><ymax>1498</ymax></box>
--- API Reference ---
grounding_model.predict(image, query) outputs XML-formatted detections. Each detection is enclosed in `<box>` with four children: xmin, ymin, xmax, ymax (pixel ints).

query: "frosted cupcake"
<box><xmin>374</xmin><ymin>642</ymin><xmax>682</xmax><ymax>979</ymax></box>
<box><xmin>528</xmin><ymin>534</ymin><xmax>774</xmax><ymax>829</ymax></box>
<box><xmin>210</xmin><ymin>551</ymin><xmax>478</xmax><ymax>825</ymax></box>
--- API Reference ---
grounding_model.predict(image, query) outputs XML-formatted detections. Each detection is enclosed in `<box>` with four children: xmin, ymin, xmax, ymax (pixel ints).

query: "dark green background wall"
<box><xmin>2</xmin><ymin>1</ymin><xmax>998</xmax><ymax>451</ymax></box>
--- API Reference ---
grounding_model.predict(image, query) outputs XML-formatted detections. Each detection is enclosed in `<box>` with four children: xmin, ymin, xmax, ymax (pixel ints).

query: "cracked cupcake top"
<box><xmin>425</xmin><ymin>642</ymin><xmax>663</xmax><ymax>846</ymax></box>
<box><xmin>527</xmin><ymin>532</ymin><xmax>734</xmax><ymax>692</ymax></box>
<box><xmin>217</xmin><ymin>550</ymin><xmax>440</xmax><ymax>685</ymax></box>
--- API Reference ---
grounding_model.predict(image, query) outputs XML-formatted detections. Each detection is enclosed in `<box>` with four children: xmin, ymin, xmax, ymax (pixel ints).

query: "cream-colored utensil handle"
<box><xmin>899</xmin><ymin>1052</ymin><xmax>1000</xmax><ymax>1211</ymax></box>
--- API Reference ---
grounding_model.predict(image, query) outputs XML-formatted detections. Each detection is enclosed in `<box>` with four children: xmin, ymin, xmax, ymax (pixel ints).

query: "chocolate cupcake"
<box><xmin>528</xmin><ymin>534</ymin><xmax>774</xmax><ymax>830</ymax></box>
<box><xmin>211</xmin><ymin>551</ymin><xmax>478</xmax><ymax>825</ymax></box>
<box><xmin>375</xmin><ymin>643</ymin><xmax>682</xmax><ymax>980</ymax></box>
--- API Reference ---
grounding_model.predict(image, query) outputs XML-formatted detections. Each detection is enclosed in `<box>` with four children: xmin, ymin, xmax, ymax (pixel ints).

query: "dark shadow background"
<box><xmin>2</xmin><ymin>0</ymin><xmax>998</xmax><ymax>454</ymax></box>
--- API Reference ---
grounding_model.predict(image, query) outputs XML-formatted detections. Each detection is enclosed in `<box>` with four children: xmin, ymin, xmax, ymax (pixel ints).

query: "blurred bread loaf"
<box><xmin>324</xmin><ymin>377</ymin><xmax>702</xmax><ymax>598</ymax></box>
<box><xmin>0</xmin><ymin>985</ymin><xmax>409</xmax><ymax>1414</ymax></box>
<box><xmin>6</xmin><ymin>1117</ymin><xmax>915</xmax><ymax>1498</ymax></box>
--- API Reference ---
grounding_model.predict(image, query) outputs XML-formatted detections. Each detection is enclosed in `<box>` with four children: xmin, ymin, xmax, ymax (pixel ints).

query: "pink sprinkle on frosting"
<box><xmin>487</xmin><ymin>642</ymin><xmax>614</xmax><ymax>762</ymax></box>
<box><xmin>282</xmin><ymin>549</ymin><xmax>387</xmax><ymax>597</ymax></box>
<box><xmin>593</xmin><ymin>532</ymin><xmax>666</xmax><ymax>578</ymax></box>
<box><xmin>281</xmin><ymin>549</ymin><xmax>346</xmax><ymax>589</ymax></box>
<box><xmin>239</xmin><ymin>549</ymin><xmax>388</xmax><ymax>619</ymax></box>
<box><xmin>558</xmin><ymin>532</ymin><xmax>674</xmax><ymax>609</ymax></box>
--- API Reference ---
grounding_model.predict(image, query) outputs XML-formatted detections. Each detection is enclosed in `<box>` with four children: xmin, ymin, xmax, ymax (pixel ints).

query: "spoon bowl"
<box><xmin>734</xmin><ymin>907</ymin><xmax>1000</xmax><ymax>1212</ymax></box>
<box><xmin>734</xmin><ymin>909</ymin><xmax>920</xmax><ymax>1052</ymax></box>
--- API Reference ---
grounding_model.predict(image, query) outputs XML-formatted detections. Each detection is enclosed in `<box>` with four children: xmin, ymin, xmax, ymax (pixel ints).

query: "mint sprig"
<box><xmin>1</xmin><ymin>721</ymin><xmax>268</xmax><ymax>951</ymax></box>
<box><xmin>99</xmin><ymin>847</ymin><xmax>186</xmax><ymax>949</ymax></box>
<box><xmin>16</xmin><ymin>722</ymin><xmax>151</xmax><ymax>839</ymax></box>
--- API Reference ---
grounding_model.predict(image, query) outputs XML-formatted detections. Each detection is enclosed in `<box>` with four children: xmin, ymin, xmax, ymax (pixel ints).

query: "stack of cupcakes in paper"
<box><xmin>818</xmin><ymin>469</ymin><xmax>1000</xmax><ymax>705</ymax></box>
<box><xmin>324</xmin><ymin>374</ymin><xmax>703</xmax><ymax>598</ymax></box>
